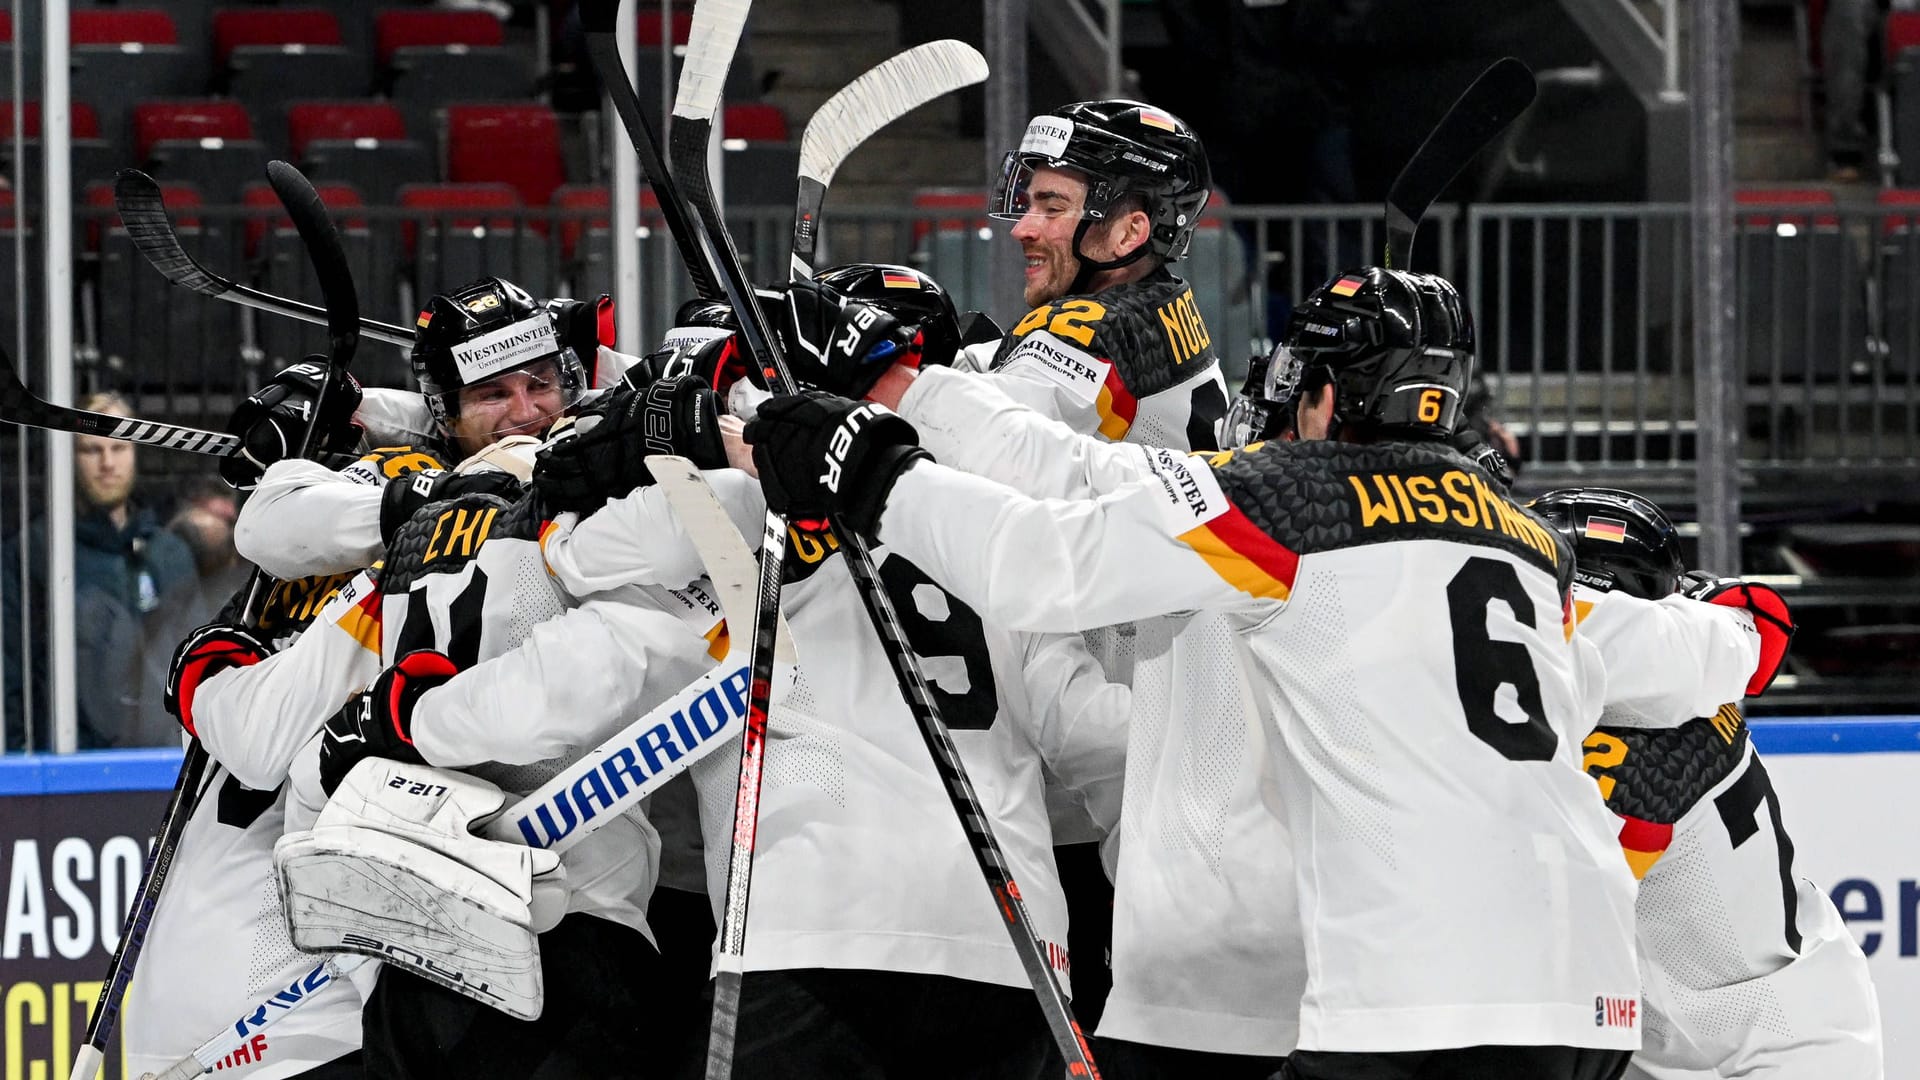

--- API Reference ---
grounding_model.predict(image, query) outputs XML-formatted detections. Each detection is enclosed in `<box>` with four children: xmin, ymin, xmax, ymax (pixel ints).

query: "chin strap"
<box><xmin>1067</xmin><ymin>217</ymin><xmax>1150</xmax><ymax>295</ymax></box>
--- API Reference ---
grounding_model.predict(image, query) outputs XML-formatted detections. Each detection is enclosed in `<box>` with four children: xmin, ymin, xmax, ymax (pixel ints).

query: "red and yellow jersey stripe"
<box><xmin>1178</xmin><ymin>502</ymin><xmax>1300</xmax><ymax>602</ymax></box>
<box><xmin>1616</xmin><ymin>814</ymin><xmax>1673</xmax><ymax>880</ymax></box>
<box><xmin>1094</xmin><ymin>365</ymin><xmax>1140</xmax><ymax>441</ymax></box>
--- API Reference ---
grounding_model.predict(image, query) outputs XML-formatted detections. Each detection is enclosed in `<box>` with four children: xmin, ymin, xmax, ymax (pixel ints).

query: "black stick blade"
<box><xmin>112</xmin><ymin>169</ymin><xmax>230</xmax><ymax>297</ymax></box>
<box><xmin>266</xmin><ymin>160</ymin><xmax>360</xmax><ymax>364</ymax></box>
<box><xmin>1384</xmin><ymin>57</ymin><xmax>1536</xmax><ymax>269</ymax></box>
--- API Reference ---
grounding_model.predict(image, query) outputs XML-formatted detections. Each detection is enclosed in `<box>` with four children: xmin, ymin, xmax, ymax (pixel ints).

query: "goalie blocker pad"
<box><xmin>274</xmin><ymin>759</ymin><xmax>562</xmax><ymax>1020</ymax></box>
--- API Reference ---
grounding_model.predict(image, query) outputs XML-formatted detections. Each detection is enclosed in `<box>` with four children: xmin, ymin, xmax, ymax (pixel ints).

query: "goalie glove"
<box><xmin>164</xmin><ymin>622</ymin><xmax>275</xmax><ymax>737</ymax></box>
<box><xmin>379</xmin><ymin>466</ymin><xmax>524</xmax><ymax>547</ymax></box>
<box><xmin>319</xmin><ymin>650</ymin><xmax>459</xmax><ymax>796</ymax></box>
<box><xmin>221</xmin><ymin>359</ymin><xmax>364</xmax><ymax>490</ymax></box>
<box><xmin>532</xmin><ymin>375</ymin><xmax>726</xmax><ymax>514</ymax></box>
<box><xmin>745</xmin><ymin>391</ymin><xmax>929</xmax><ymax>535</ymax></box>
<box><xmin>1679</xmin><ymin>571</ymin><xmax>1796</xmax><ymax>696</ymax></box>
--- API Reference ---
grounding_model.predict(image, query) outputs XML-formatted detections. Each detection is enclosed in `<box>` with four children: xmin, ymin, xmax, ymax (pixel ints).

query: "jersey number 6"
<box><xmin>1447</xmin><ymin>557</ymin><xmax>1557</xmax><ymax>761</ymax></box>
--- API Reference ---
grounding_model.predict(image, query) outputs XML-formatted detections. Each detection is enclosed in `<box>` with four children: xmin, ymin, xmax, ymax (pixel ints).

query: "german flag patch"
<box><xmin>1330</xmin><ymin>275</ymin><xmax>1366</xmax><ymax>297</ymax></box>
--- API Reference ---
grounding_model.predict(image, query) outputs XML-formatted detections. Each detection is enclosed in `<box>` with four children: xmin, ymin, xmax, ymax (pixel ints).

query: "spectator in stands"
<box><xmin>133</xmin><ymin>477</ymin><xmax>247</xmax><ymax>747</ymax></box>
<box><xmin>1821</xmin><ymin>0</ymin><xmax>1880</xmax><ymax>180</ymax></box>
<box><xmin>2</xmin><ymin>393</ymin><xmax>196</xmax><ymax>750</ymax></box>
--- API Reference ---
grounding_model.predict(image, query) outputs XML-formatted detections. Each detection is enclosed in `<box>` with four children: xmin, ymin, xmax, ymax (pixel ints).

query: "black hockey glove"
<box><xmin>221</xmin><ymin>359</ymin><xmax>364</xmax><ymax>490</ymax></box>
<box><xmin>1678</xmin><ymin>571</ymin><xmax>1796</xmax><ymax>697</ymax></box>
<box><xmin>1451</xmin><ymin>425</ymin><xmax>1513</xmax><ymax>491</ymax></box>
<box><xmin>534</xmin><ymin>375</ymin><xmax>727</xmax><ymax>515</ymax></box>
<box><xmin>755</xmin><ymin>280</ymin><xmax>918</xmax><ymax>398</ymax></box>
<box><xmin>744</xmin><ymin>391</ymin><xmax>928</xmax><ymax>535</ymax></box>
<box><xmin>318</xmin><ymin>649</ymin><xmax>457</xmax><ymax>796</ymax></box>
<box><xmin>546</xmin><ymin>294</ymin><xmax>615</xmax><ymax>382</ymax></box>
<box><xmin>164</xmin><ymin>622</ymin><xmax>276</xmax><ymax>738</ymax></box>
<box><xmin>379</xmin><ymin>467</ymin><xmax>525</xmax><ymax>547</ymax></box>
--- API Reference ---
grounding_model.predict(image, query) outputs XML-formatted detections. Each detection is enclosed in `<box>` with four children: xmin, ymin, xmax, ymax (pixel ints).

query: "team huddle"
<box><xmin>122</xmin><ymin>99</ymin><xmax>1882</xmax><ymax>1080</ymax></box>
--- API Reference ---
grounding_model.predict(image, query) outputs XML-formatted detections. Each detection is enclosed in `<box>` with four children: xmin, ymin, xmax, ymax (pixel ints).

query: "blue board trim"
<box><xmin>1748</xmin><ymin>718</ymin><xmax>1920</xmax><ymax>755</ymax></box>
<box><xmin>0</xmin><ymin>748</ymin><xmax>187</xmax><ymax>795</ymax></box>
<box><xmin>0</xmin><ymin>717</ymin><xmax>1916</xmax><ymax>795</ymax></box>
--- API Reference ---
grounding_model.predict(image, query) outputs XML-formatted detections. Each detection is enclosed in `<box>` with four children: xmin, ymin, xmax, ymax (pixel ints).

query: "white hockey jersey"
<box><xmin>875</xmin><ymin>435</ymin><xmax>1644</xmax><ymax>1053</ymax></box>
<box><xmin>540</xmin><ymin>478</ymin><xmax>1128</xmax><ymax>993</ymax></box>
<box><xmin>895</xmin><ymin>365</ymin><xmax>1303</xmax><ymax>1054</ymax></box>
<box><xmin>1576</xmin><ymin>586</ymin><xmax>1884</xmax><ymax>1077</ymax></box>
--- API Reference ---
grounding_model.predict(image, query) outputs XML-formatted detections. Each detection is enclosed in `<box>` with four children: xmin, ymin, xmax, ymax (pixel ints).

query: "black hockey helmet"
<box><xmin>991</xmin><ymin>99</ymin><xmax>1212</xmax><ymax>266</ymax></box>
<box><xmin>1221</xmin><ymin>342</ymin><xmax>1304</xmax><ymax>447</ymax></box>
<box><xmin>674</xmin><ymin>296</ymin><xmax>738</xmax><ymax>330</ymax></box>
<box><xmin>813</xmin><ymin>262</ymin><xmax>963</xmax><ymax>368</ymax></box>
<box><xmin>1529</xmin><ymin>487</ymin><xmax>1686</xmax><ymax>600</ymax></box>
<box><xmin>1276</xmin><ymin>266</ymin><xmax>1474</xmax><ymax>441</ymax></box>
<box><xmin>412</xmin><ymin>276</ymin><xmax>588</xmax><ymax>434</ymax></box>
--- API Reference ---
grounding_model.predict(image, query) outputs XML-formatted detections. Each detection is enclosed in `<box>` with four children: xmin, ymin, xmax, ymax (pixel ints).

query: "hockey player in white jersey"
<box><xmin>746</xmin><ymin>265</ymin><xmax>1644</xmax><ymax>1080</ymax></box>
<box><xmin>222</xmin><ymin>278</ymin><xmax>727</xmax><ymax>1078</ymax></box>
<box><xmin>1533</xmin><ymin>487</ymin><xmax>1885</xmax><ymax>1079</ymax></box>
<box><xmin>129</xmin><ymin>360</ymin><xmax>444</xmax><ymax>1079</ymax></box>
<box><xmin>531</xmin><ymin>276</ymin><xmax>1131</xmax><ymax>1079</ymax></box>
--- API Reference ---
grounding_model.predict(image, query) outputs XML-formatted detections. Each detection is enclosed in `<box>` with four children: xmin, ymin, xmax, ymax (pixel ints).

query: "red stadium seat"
<box><xmin>445</xmin><ymin>104</ymin><xmax>566</xmax><ymax>208</ymax></box>
<box><xmin>83</xmin><ymin>178</ymin><xmax>201</xmax><ymax>248</ymax></box>
<box><xmin>396</xmin><ymin>182</ymin><xmax>522</xmax><ymax>256</ymax></box>
<box><xmin>910</xmin><ymin>188</ymin><xmax>989</xmax><ymax>246</ymax></box>
<box><xmin>723</xmin><ymin>103</ymin><xmax>788</xmax><ymax>143</ymax></box>
<box><xmin>70</xmin><ymin>8</ymin><xmax>177</xmax><ymax>46</ymax></box>
<box><xmin>635</xmin><ymin>10</ymin><xmax>692</xmax><ymax>48</ymax></box>
<box><xmin>374</xmin><ymin>10</ymin><xmax>504</xmax><ymax>69</ymax></box>
<box><xmin>550</xmin><ymin>184</ymin><xmax>663</xmax><ymax>264</ymax></box>
<box><xmin>1877</xmin><ymin>188</ymin><xmax>1920</xmax><ymax>233</ymax></box>
<box><xmin>287</xmin><ymin>102</ymin><xmax>407</xmax><ymax>158</ymax></box>
<box><xmin>1735</xmin><ymin>188</ymin><xmax>1840</xmax><ymax>228</ymax></box>
<box><xmin>1888</xmin><ymin>12</ymin><xmax>1920</xmax><ymax>64</ymax></box>
<box><xmin>241</xmin><ymin>180</ymin><xmax>364</xmax><ymax>259</ymax></box>
<box><xmin>0</xmin><ymin>102</ymin><xmax>101</xmax><ymax>140</ymax></box>
<box><xmin>0</xmin><ymin>12</ymin><xmax>11</xmax><ymax>44</ymax></box>
<box><xmin>212</xmin><ymin>8</ymin><xmax>341</xmax><ymax>65</ymax></box>
<box><xmin>133</xmin><ymin>100</ymin><xmax>252</xmax><ymax>160</ymax></box>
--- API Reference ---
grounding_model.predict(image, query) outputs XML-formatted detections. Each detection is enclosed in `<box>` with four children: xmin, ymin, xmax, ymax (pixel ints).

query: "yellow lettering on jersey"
<box><xmin>1442</xmin><ymin>470</ymin><xmax>1480</xmax><ymax>528</ymax></box>
<box><xmin>1384</xmin><ymin>473</ymin><xmax>1416</xmax><ymax>521</ymax></box>
<box><xmin>1049</xmin><ymin>299</ymin><xmax>1105</xmax><ymax>346</ymax></box>
<box><xmin>1404</xmin><ymin>475</ymin><xmax>1447</xmax><ymax>524</ymax></box>
<box><xmin>1349</xmin><ymin>468</ymin><xmax>1561</xmax><ymax>569</ymax></box>
<box><xmin>1710</xmin><ymin>703</ymin><xmax>1744</xmax><ymax>743</ymax></box>
<box><xmin>363</xmin><ymin>449</ymin><xmax>440</xmax><ymax>479</ymax></box>
<box><xmin>1159</xmin><ymin>304</ymin><xmax>1195</xmax><ymax>361</ymax></box>
<box><xmin>1011</xmin><ymin>306</ymin><xmax>1052</xmax><ymax>338</ymax></box>
<box><xmin>1349</xmin><ymin>475</ymin><xmax>1400</xmax><ymax>526</ymax></box>
<box><xmin>1581</xmin><ymin>731</ymin><xmax>1628</xmax><ymax>800</ymax></box>
<box><xmin>788</xmin><ymin>524</ymin><xmax>841</xmax><ymax>565</ymax></box>
<box><xmin>424</xmin><ymin>506</ymin><xmax>497</xmax><ymax>564</ymax></box>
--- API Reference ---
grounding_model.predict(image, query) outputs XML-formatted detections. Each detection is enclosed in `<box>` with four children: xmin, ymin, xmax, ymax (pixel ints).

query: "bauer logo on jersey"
<box><xmin>1142</xmin><ymin>445</ymin><xmax>1229</xmax><ymax>531</ymax></box>
<box><xmin>1020</xmin><ymin>116</ymin><xmax>1073</xmax><ymax>158</ymax></box>
<box><xmin>1001</xmin><ymin>329</ymin><xmax>1111</xmax><ymax>405</ymax></box>
<box><xmin>449</xmin><ymin>316</ymin><xmax>558</xmax><ymax>385</ymax></box>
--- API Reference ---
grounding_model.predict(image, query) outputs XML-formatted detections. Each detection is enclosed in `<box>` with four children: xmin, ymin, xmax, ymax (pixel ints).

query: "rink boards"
<box><xmin>0</xmin><ymin>724</ymin><xmax>1916</xmax><ymax>1077</ymax></box>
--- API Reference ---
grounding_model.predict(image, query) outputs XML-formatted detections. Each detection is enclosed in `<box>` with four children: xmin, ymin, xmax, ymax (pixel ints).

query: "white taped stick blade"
<box><xmin>672</xmin><ymin>0</ymin><xmax>753</xmax><ymax>122</ymax></box>
<box><xmin>797</xmin><ymin>40</ymin><xmax>989</xmax><ymax>188</ymax></box>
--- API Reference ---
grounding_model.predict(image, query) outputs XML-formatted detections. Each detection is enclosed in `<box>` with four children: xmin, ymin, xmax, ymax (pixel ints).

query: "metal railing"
<box><xmin>5</xmin><ymin>195</ymin><xmax>1920</xmax><ymax>750</ymax></box>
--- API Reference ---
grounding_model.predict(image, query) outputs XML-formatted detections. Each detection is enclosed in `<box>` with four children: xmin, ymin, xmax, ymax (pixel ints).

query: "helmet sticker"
<box><xmin>1330</xmin><ymin>275</ymin><xmax>1366</xmax><ymax>297</ymax></box>
<box><xmin>1137</xmin><ymin>107</ymin><xmax>1177</xmax><ymax>132</ymax></box>
<box><xmin>1020</xmin><ymin>116</ymin><xmax>1073</xmax><ymax>158</ymax></box>
<box><xmin>1583</xmin><ymin>517</ymin><xmax>1629</xmax><ymax>543</ymax></box>
<box><xmin>450</xmin><ymin>316</ymin><xmax>558</xmax><ymax>385</ymax></box>
<box><xmin>881</xmin><ymin>270</ymin><xmax>923</xmax><ymax>289</ymax></box>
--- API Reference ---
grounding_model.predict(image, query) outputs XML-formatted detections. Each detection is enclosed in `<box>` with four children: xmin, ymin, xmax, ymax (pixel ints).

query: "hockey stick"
<box><xmin>789</xmin><ymin>40</ymin><xmax>988</xmax><ymax>277</ymax></box>
<box><xmin>484</xmin><ymin>456</ymin><xmax>796</xmax><ymax>852</ymax></box>
<box><xmin>139</xmin><ymin>954</ymin><xmax>371</xmax><ymax>1080</ymax></box>
<box><xmin>656</xmin><ymin>2</ymin><xmax>1099</xmax><ymax>1076</ymax></box>
<box><xmin>576</xmin><ymin>18</ymin><xmax>722</xmax><ymax>299</ymax></box>
<box><xmin>111</xmin><ymin>169</ymin><xmax>416</xmax><ymax>348</ymax></box>
<box><xmin>73</xmin><ymin>161</ymin><xmax>364</xmax><ymax>1080</ymax></box>
<box><xmin>1382</xmin><ymin>57</ymin><xmax>1536</xmax><ymax>269</ymax></box>
<box><xmin>0</xmin><ymin>347</ymin><xmax>241</xmax><ymax>454</ymax></box>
